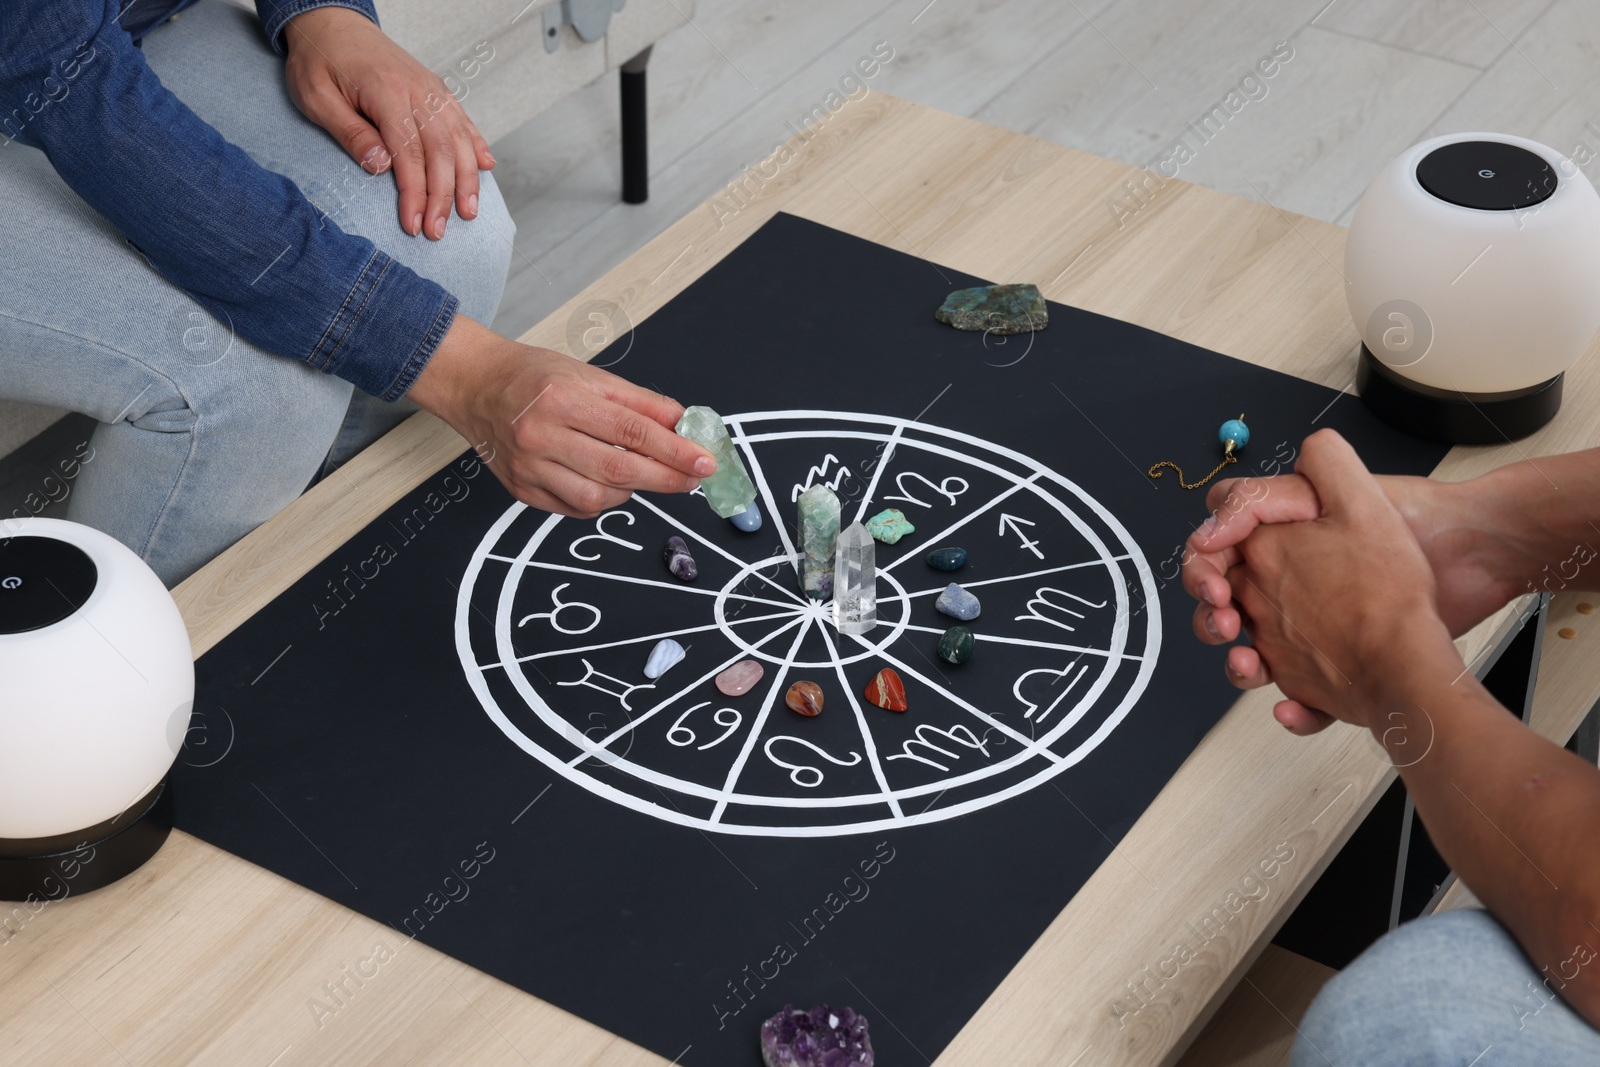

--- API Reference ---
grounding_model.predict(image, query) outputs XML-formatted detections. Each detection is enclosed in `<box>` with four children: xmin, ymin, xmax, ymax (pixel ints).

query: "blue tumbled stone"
<box><xmin>935</xmin><ymin>582</ymin><xmax>981</xmax><ymax>621</ymax></box>
<box><xmin>730</xmin><ymin>502</ymin><xmax>763</xmax><ymax>532</ymax></box>
<box><xmin>925</xmin><ymin>546</ymin><xmax>967</xmax><ymax>572</ymax></box>
<box><xmin>644</xmin><ymin>638</ymin><xmax>686</xmax><ymax>679</ymax></box>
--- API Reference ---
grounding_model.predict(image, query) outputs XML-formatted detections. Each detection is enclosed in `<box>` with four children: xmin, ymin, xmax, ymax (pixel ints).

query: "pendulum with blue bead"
<box><xmin>1148</xmin><ymin>414</ymin><xmax>1250</xmax><ymax>489</ymax></box>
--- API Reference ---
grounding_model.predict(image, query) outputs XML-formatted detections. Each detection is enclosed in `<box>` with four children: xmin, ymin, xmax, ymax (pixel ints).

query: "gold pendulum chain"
<box><xmin>1147</xmin><ymin>414</ymin><xmax>1249</xmax><ymax>490</ymax></box>
<box><xmin>1147</xmin><ymin>453</ymin><xmax>1237</xmax><ymax>490</ymax></box>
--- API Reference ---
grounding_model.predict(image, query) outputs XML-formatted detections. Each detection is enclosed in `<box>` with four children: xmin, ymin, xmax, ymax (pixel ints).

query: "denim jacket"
<box><xmin>0</xmin><ymin>0</ymin><xmax>458</xmax><ymax>401</ymax></box>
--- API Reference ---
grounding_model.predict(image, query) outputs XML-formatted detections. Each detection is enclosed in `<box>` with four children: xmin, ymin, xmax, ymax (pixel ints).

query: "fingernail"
<box><xmin>467</xmin><ymin>193</ymin><xmax>478</xmax><ymax>217</ymax></box>
<box><xmin>433</xmin><ymin>216</ymin><xmax>447</xmax><ymax>239</ymax></box>
<box><xmin>1200</xmin><ymin>585</ymin><xmax>1215</xmax><ymax>606</ymax></box>
<box><xmin>1198</xmin><ymin>516</ymin><xmax>1218</xmax><ymax>538</ymax></box>
<box><xmin>694</xmin><ymin>456</ymin><xmax>716</xmax><ymax>477</ymax></box>
<box><xmin>1204</xmin><ymin>613</ymin><xmax>1220</xmax><ymax>638</ymax></box>
<box><xmin>686</xmin><ymin>478</ymin><xmax>702</xmax><ymax>492</ymax></box>
<box><xmin>411</xmin><ymin>213</ymin><xmax>423</xmax><ymax>236</ymax></box>
<box><xmin>485</xmin><ymin>151</ymin><xmax>496</xmax><ymax>166</ymax></box>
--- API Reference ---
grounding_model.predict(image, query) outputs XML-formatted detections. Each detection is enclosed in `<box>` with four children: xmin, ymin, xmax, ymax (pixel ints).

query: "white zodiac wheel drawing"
<box><xmin>456</xmin><ymin>410</ymin><xmax>1161</xmax><ymax>837</ymax></box>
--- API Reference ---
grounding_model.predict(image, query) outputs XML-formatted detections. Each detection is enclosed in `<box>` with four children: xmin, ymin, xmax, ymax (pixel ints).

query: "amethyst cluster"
<box><xmin>759</xmin><ymin>1004</ymin><xmax>873</xmax><ymax>1067</ymax></box>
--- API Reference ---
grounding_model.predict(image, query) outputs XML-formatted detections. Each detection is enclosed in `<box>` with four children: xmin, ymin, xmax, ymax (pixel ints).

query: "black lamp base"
<box><xmin>1356</xmin><ymin>345</ymin><xmax>1562</xmax><ymax>444</ymax></box>
<box><xmin>0</xmin><ymin>777</ymin><xmax>173</xmax><ymax>902</ymax></box>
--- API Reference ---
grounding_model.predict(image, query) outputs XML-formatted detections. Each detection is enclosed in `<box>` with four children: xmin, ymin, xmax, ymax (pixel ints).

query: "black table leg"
<box><xmin>621</xmin><ymin>46</ymin><xmax>652</xmax><ymax>204</ymax></box>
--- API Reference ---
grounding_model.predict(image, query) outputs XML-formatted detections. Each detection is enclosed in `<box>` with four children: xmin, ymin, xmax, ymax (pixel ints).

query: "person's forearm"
<box><xmin>1379</xmin><ymin>635</ymin><xmax>1600</xmax><ymax>1024</ymax></box>
<box><xmin>1473</xmin><ymin>448</ymin><xmax>1600</xmax><ymax>593</ymax></box>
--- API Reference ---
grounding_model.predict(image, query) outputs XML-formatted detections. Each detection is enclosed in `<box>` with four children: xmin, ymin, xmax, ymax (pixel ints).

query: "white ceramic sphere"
<box><xmin>1346</xmin><ymin>133</ymin><xmax>1600</xmax><ymax>393</ymax></box>
<box><xmin>0</xmin><ymin>518</ymin><xmax>193</xmax><ymax>839</ymax></box>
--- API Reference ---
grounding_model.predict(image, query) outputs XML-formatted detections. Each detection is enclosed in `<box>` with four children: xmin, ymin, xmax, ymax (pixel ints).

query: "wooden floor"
<box><xmin>488</xmin><ymin>0</ymin><xmax>1591</xmax><ymax>340</ymax></box>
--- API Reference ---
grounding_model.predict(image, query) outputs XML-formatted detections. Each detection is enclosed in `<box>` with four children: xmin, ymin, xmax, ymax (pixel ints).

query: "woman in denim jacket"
<box><xmin>0</xmin><ymin>0</ymin><xmax>712</xmax><ymax>584</ymax></box>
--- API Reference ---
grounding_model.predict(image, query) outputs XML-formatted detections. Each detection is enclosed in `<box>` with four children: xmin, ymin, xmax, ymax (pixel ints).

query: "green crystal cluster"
<box><xmin>934</xmin><ymin>283</ymin><xmax>1048</xmax><ymax>334</ymax></box>
<box><xmin>675</xmin><ymin>405</ymin><xmax>758</xmax><ymax>519</ymax></box>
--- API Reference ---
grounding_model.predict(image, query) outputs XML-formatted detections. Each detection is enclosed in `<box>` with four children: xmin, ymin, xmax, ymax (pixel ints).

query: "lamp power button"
<box><xmin>1</xmin><ymin>577</ymin><xmax>20</xmax><ymax>590</ymax></box>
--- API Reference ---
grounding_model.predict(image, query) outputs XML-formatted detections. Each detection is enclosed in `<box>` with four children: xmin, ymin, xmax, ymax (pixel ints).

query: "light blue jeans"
<box><xmin>1292</xmin><ymin>909</ymin><xmax>1600</xmax><ymax>1065</ymax></box>
<box><xmin>0</xmin><ymin>2</ymin><xmax>514</xmax><ymax>586</ymax></box>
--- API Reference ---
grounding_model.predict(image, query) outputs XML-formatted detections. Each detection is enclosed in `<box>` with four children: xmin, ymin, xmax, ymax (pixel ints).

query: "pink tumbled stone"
<box><xmin>716</xmin><ymin>659</ymin><xmax>764</xmax><ymax>697</ymax></box>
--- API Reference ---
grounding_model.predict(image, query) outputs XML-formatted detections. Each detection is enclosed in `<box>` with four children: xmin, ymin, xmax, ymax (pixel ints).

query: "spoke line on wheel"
<box><xmin>727</xmin><ymin>418</ymin><xmax>802</xmax><ymax>583</ymax></box>
<box><xmin>495</xmin><ymin>608</ymin><xmax>800</xmax><ymax>667</ymax></box>
<box><xmin>895</xmin><ymin>623</ymin><xmax>1142</xmax><ymax>661</ymax></box>
<box><xmin>814</xmin><ymin>623</ymin><xmax>903</xmax><ymax>819</ymax></box>
<box><xmin>848</xmin><ymin>636</ymin><xmax>1062</xmax><ymax>763</ymax></box>
<box><xmin>850</xmin><ymin>421</ymin><xmax>905</xmax><ymax>526</ymax></box>
<box><xmin>631</xmin><ymin>494</ymin><xmax>805</xmax><ymax>605</ymax></box>
<box><xmin>710</xmin><ymin>615</ymin><xmax>815</xmax><ymax>823</ymax></box>
<box><xmin>573</xmin><ymin>613</ymin><xmax>811</xmax><ymax>764</ymax></box>
<box><xmin>492</xmin><ymin>557</ymin><xmax>796</xmax><ymax>609</ymax></box>
<box><xmin>881</xmin><ymin>472</ymin><xmax>1044</xmax><ymax>573</ymax></box>
<box><xmin>880</xmin><ymin>556</ymin><xmax>1133</xmax><ymax>602</ymax></box>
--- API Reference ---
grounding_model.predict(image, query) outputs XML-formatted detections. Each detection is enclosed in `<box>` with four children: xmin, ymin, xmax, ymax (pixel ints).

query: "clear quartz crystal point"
<box><xmin>833</xmin><ymin>521</ymin><xmax>877</xmax><ymax>634</ymax></box>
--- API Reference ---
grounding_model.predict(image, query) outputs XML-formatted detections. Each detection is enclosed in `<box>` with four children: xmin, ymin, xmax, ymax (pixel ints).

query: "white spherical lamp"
<box><xmin>0</xmin><ymin>518</ymin><xmax>193</xmax><ymax>900</ymax></box>
<box><xmin>1346</xmin><ymin>133</ymin><xmax>1600</xmax><ymax>441</ymax></box>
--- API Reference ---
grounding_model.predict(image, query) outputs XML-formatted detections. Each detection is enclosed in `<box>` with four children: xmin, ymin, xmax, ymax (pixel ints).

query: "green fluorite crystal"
<box><xmin>675</xmin><ymin>405</ymin><xmax>757</xmax><ymax>519</ymax></box>
<box><xmin>797</xmin><ymin>484</ymin><xmax>841</xmax><ymax>599</ymax></box>
<box><xmin>864</xmin><ymin>508</ymin><xmax>915</xmax><ymax>545</ymax></box>
<box><xmin>935</xmin><ymin>283</ymin><xmax>1048</xmax><ymax>334</ymax></box>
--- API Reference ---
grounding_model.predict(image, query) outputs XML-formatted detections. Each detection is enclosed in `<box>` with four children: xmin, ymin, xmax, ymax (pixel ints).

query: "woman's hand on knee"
<box><xmin>283</xmin><ymin>6</ymin><xmax>494</xmax><ymax>241</ymax></box>
<box><xmin>409</xmin><ymin>317</ymin><xmax>717</xmax><ymax>518</ymax></box>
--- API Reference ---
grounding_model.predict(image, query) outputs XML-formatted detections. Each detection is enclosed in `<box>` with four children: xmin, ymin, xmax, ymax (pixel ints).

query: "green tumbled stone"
<box><xmin>934</xmin><ymin>283</ymin><xmax>1048</xmax><ymax>335</ymax></box>
<box><xmin>937</xmin><ymin>625</ymin><xmax>975</xmax><ymax>665</ymax></box>
<box><xmin>864</xmin><ymin>508</ymin><xmax>915</xmax><ymax>545</ymax></box>
<box><xmin>674</xmin><ymin>405</ymin><xmax>758</xmax><ymax>519</ymax></box>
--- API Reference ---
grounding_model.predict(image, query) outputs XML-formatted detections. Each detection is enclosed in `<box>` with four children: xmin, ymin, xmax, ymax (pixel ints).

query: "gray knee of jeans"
<box><xmin>1292</xmin><ymin>910</ymin><xmax>1528</xmax><ymax>1067</ymax></box>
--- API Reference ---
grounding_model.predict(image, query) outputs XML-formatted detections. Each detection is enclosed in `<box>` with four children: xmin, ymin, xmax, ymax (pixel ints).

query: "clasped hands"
<box><xmin>1181</xmin><ymin>429</ymin><xmax>1528</xmax><ymax>738</ymax></box>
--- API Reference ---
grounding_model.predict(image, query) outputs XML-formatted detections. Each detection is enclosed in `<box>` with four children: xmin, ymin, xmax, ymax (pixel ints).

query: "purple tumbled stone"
<box><xmin>759</xmin><ymin>1003</ymin><xmax>872</xmax><ymax>1067</ymax></box>
<box><xmin>663</xmin><ymin>535</ymin><xmax>698</xmax><ymax>582</ymax></box>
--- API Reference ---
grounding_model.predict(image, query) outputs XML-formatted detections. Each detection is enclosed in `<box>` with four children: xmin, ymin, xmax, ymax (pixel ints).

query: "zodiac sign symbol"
<box><xmin>518</xmin><ymin>583</ymin><xmax>602</xmax><ymax>635</ymax></box>
<box><xmin>666</xmin><ymin>702</ymin><xmax>744</xmax><ymax>750</ymax></box>
<box><xmin>556</xmin><ymin>659</ymin><xmax>656</xmax><ymax>711</ymax></box>
<box><xmin>885</xmin><ymin>724</ymin><xmax>990</xmax><ymax>773</ymax></box>
<box><xmin>998</xmin><ymin>513</ymin><xmax>1043</xmax><ymax>559</ymax></box>
<box><xmin>569</xmin><ymin>510</ymin><xmax>643</xmax><ymax>562</ymax></box>
<box><xmin>790</xmin><ymin>454</ymin><xmax>853</xmax><ymax>501</ymax></box>
<box><xmin>1016</xmin><ymin>586</ymin><xmax>1107</xmax><ymax>632</ymax></box>
<box><xmin>883</xmin><ymin>471</ymin><xmax>968</xmax><ymax>508</ymax></box>
<box><xmin>764</xmin><ymin>736</ymin><xmax>862</xmax><ymax>788</ymax></box>
<box><xmin>1013</xmin><ymin>662</ymin><xmax>1089</xmax><ymax>725</ymax></box>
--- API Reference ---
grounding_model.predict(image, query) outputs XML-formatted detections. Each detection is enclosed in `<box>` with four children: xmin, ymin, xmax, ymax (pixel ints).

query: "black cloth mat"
<box><xmin>182</xmin><ymin>213</ymin><xmax>1449</xmax><ymax>1064</ymax></box>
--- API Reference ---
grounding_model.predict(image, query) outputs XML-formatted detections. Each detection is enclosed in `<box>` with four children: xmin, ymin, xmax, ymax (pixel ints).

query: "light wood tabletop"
<box><xmin>7</xmin><ymin>94</ymin><xmax>1600</xmax><ymax>1067</ymax></box>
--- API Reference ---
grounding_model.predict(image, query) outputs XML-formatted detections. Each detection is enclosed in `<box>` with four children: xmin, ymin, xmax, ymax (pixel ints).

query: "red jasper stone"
<box><xmin>864</xmin><ymin>668</ymin><xmax>907</xmax><ymax>712</ymax></box>
<box><xmin>786</xmin><ymin>680</ymin><xmax>824</xmax><ymax>717</ymax></box>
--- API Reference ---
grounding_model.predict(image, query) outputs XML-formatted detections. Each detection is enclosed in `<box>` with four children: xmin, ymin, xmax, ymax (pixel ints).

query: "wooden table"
<box><xmin>8</xmin><ymin>94</ymin><xmax>1600</xmax><ymax>1067</ymax></box>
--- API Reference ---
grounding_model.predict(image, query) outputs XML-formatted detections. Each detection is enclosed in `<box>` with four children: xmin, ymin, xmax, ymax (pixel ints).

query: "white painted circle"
<box><xmin>455</xmin><ymin>411</ymin><xmax>1161</xmax><ymax>837</ymax></box>
<box><xmin>711</xmin><ymin>554</ymin><xmax>912</xmax><ymax>669</ymax></box>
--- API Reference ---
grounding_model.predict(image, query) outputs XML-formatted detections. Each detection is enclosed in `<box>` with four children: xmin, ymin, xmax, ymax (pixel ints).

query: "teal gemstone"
<box><xmin>864</xmin><ymin>508</ymin><xmax>915</xmax><ymax>545</ymax></box>
<box><xmin>925</xmin><ymin>546</ymin><xmax>967</xmax><ymax>572</ymax></box>
<box><xmin>937</xmin><ymin>625</ymin><xmax>975</xmax><ymax>665</ymax></box>
<box><xmin>1219</xmin><ymin>418</ymin><xmax>1250</xmax><ymax>451</ymax></box>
